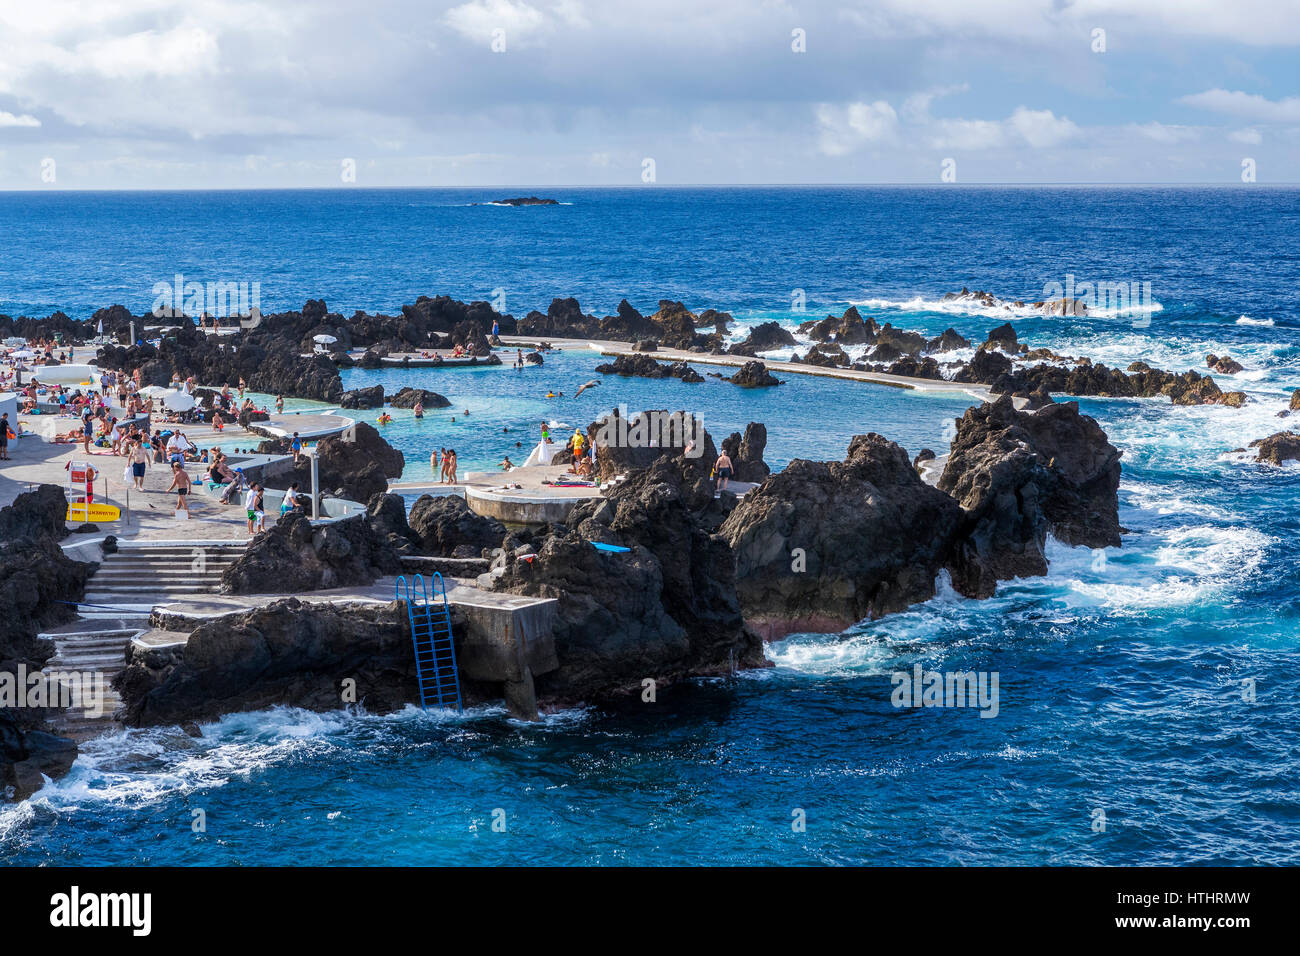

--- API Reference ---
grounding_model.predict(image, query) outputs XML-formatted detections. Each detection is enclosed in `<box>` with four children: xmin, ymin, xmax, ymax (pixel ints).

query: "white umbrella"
<box><xmin>313</xmin><ymin>334</ymin><xmax>338</xmax><ymax>345</ymax></box>
<box><xmin>8</xmin><ymin>349</ymin><xmax>35</xmax><ymax>359</ymax></box>
<box><xmin>159</xmin><ymin>391</ymin><xmax>196</xmax><ymax>411</ymax></box>
<box><xmin>139</xmin><ymin>385</ymin><xmax>173</xmax><ymax>398</ymax></box>
<box><xmin>97</xmin><ymin>318</ymin><xmax>104</xmax><ymax>336</ymax></box>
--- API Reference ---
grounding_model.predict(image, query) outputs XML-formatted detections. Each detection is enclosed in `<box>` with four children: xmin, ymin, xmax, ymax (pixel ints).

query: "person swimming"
<box><xmin>377</xmin><ymin>412</ymin><xmax>393</xmax><ymax>425</ymax></box>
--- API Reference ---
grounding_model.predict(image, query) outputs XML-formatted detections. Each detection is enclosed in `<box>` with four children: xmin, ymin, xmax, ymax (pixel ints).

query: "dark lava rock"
<box><xmin>866</xmin><ymin>343</ymin><xmax>904</xmax><ymax>363</ymax></box>
<box><xmin>726</xmin><ymin>361</ymin><xmax>782</xmax><ymax>387</ymax></box>
<box><xmin>952</xmin><ymin>347</ymin><xmax>1014</xmax><ymax>383</ymax></box>
<box><xmin>0</xmin><ymin>486</ymin><xmax>93</xmax><ymax>800</ymax></box>
<box><xmin>632</xmin><ymin>340</ymin><xmax>658</xmax><ymax>352</ymax></box>
<box><xmin>720</xmin><ymin>423</ymin><xmax>770</xmax><ymax>484</ymax></box>
<box><xmin>487</xmin><ymin>452</ymin><xmax>765</xmax><ymax>701</ymax></box>
<box><xmin>220</xmin><ymin>509</ymin><xmax>405</xmax><ymax>593</ymax></box>
<box><xmin>874</xmin><ymin>323</ymin><xmax>926</xmax><ymax>356</ymax></box>
<box><xmin>594</xmin><ymin>353</ymin><xmax>702</xmax><ymax>382</ymax></box>
<box><xmin>804</xmin><ymin>306</ymin><xmax>876</xmax><ymax>345</ymax></box>
<box><xmin>340</xmin><ymin>384</ymin><xmax>385</xmax><ymax>409</ymax></box>
<box><xmin>730</xmin><ymin>321</ymin><xmax>796</xmax><ymax>356</ymax></box>
<box><xmin>115</xmin><ymin>598</ymin><xmax>418</xmax><ymax>726</ymax></box>
<box><xmin>587</xmin><ymin>409</ymin><xmax>717</xmax><ymax>482</ymax></box>
<box><xmin>802</xmin><ymin>342</ymin><xmax>850</xmax><ymax>367</ymax></box>
<box><xmin>408</xmin><ymin>494</ymin><xmax>508</xmax><ymax>557</ymax></box>
<box><xmin>493</xmin><ymin>196</ymin><xmax>559</xmax><ymax>205</ymax></box>
<box><xmin>0</xmin><ymin>484</ymin><xmax>69</xmax><ymax>541</ymax></box>
<box><xmin>927</xmin><ymin>328</ymin><xmax>972</xmax><ymax>352</ymax></box>
<box><xmin>388</xmin><ymin>387</ymin><xmax>450</xmax><ymax>409</ymax></box>
<box><xmin>255</xmin><ymin>421</ymin><xmax>404</xmax><ymax>503</ymax></box>
<box><xmin>938</xmin><ymin>396</ymin><xmax>1122</xmax><ymax>599</ymax></box>
<box><xmin>983</xmin><ymin>322</ymin><xmax>1019</xmax><ymax>352</ymax></box>
<box><xmin>722</xmin><ymin>434</ymin><xmax>964</xmax><ymax>640</ymax></box>
<box><xmin>885</xmin><ymin>356</ymin><xmax>943</xmax><ymax>379</ymax></box>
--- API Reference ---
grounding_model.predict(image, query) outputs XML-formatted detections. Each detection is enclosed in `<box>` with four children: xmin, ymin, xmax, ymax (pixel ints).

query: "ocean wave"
<box><xmin>1044</xmin><ymin>524</ymin><xmax>1271</xmax><ymax>611</ymax></box>
<box><xmin>849</xmin><ymin>294</ymin><xmax>1164</xmax><ymax>321</ymax></box>
<box><xmin>0</xmin><ymin>702</ymin><xmax>591</xmax><ymax>831</ymax></box>
<box><xmin>1237</xmin><ymin>316</ymin><xmax>1275</xmax><ymax>326</ymax></box>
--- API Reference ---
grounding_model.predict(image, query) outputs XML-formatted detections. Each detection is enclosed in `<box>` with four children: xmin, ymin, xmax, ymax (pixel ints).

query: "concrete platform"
<box><xmin>391</xmin><ymin>464</ymin><xmax>602</xmax><ymax>526</ymax></box>
<box><xmin>496</xmin><ymin>334</ymin><xmax>1016</xmax><ymax>405</ymax></box>
<box><xmin>147</xmin><ymin>575</ymin><xmax>559</xmax><ymax>719</ymax></box>
<box><xmin>339</xmin><ymin>350</ymin><xmax>506</xmax><ymax>369</ymax></box>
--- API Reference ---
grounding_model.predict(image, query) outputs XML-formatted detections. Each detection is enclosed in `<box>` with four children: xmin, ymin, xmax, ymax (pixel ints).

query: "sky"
<box><xmin>0</xmin><ymin>0</ymin><xmax>1297</xmax><ymax>188</ymax></box>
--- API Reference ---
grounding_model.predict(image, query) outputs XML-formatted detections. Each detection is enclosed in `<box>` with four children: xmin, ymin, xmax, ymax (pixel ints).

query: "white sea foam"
<box><xmin>1237</xmin><ymin>315</ymin><xmax>1275</xmax><ymax>326</ymax></box>
<box><xmin>1043</xmin><ymin>524</ymin><xmax>1271</xmax><ymax>611</ymax></box>
<box><xmin>0</xmin><ymin>701</ymin><xmax>589</xmax><ymax>833</ymax></box>
<box><xmin>849</xmin><ymin>294</ymin><xmax>1164</xmax><ymax>321</ymax></box>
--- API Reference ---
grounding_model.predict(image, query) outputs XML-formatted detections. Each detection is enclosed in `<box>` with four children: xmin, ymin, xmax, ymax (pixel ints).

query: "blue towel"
<box><xmin>591</xmin><ymin>542</ymin><xmax>630</xmax><ymax>553</ymax></box>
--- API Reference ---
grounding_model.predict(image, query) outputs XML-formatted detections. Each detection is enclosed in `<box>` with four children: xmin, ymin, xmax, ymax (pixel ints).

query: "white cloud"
<box><xmin>0</xmin><ymin>111</ymin><xmax>40</xmax><ymax>127</ymax></box>
<box><xmin>1229</xmin><ymin>127</ymin><xmax>1262</xmax><ymax>145</ymax></box>
<box><xmin>816</xmin><ymin>100</ymin><xmax>899</xmax><ymax>155</ymax></box>
<box><xmin>1179</xmin><ymin>89</ymin><xmax>1300</xmax><ymax>123</ymax></box>
<box><xmin>1006</xmin><ymin>107</ymin><xmax>1079</xmax><ymax>148</ymax></box>
<box><xmin>928</xmin><ymin>117</ymin><xmax>1007</xmax><ymax>151</ymax></box>
<box><xmin>1127</xmin><ymin>122</ymin><xmax>1201</xmax><ymax>144</ymax></box>
<box><xmin>444</xmin><ymin>0</ymin><xmax>549</xmax><ymax>46</ymax></box>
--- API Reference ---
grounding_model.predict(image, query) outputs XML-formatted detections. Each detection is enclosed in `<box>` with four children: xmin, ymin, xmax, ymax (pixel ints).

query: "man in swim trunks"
<box><xmin>714</xmin><ymin>451</ymin><xmax>733</xmax><ymax>493</ymax></box>
<box><xmin>167</xmin><ymin>461</ymin><xmax>192</xmax><ymax>513</ymax></box>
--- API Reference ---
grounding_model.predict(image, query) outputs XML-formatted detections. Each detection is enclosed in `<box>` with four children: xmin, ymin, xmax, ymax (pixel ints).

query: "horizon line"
<box><xmin>0</xmin><ymin>181</ymin><xmax>1297</xmax><ymax>194</ymax></box>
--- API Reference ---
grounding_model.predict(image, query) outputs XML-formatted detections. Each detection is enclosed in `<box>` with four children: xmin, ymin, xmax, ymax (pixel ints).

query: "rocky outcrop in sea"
<box><xmin>594</xmin><ymin>353</ymin><xmax>704</xmax><ymax>382</ymax></box>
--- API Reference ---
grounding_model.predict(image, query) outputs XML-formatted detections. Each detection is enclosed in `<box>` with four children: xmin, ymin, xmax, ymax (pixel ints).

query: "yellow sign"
<box><xmin>66</xmin><ymin>502</ymin><xmax>121</xmax><ymax>522</ymax></box>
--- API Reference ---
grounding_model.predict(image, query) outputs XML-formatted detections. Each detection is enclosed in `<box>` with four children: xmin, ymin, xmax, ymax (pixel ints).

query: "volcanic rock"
<box><xmin>726</xmin><ymin>361</ymin><xmax>782</xmax><ymax>387</ymax></box>
<box><xmin>722</xmin><ymin>434</ymin><xmax>964</xmax><ymax>640</ymax></box>
<box><xmin>388</xmin><ymin>387</ymin><xmax>451</xmax><ymax>409</ymax></box>
<box><xmin>408</xmin><ymin>494</ymin><xmax>508</xmax><ymax>557</ymax></box>
<box><xmin>938</xmin><ymin>396</ymin><xmax>1122</xmax><ymax>599</ymax></box>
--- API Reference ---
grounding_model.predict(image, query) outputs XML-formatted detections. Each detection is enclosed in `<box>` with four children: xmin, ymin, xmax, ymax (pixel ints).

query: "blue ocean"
<box><xmin>2</xmin><ymin>186</ymin><xmax>1298</xmax><ymax>865</ymax></box>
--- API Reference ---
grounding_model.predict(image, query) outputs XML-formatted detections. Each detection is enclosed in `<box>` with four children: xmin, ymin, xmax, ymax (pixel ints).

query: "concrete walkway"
<box><xmin>496</xmin><ymin>334</ymin><xmax>1005</xmax><ymax>403</ymax></box>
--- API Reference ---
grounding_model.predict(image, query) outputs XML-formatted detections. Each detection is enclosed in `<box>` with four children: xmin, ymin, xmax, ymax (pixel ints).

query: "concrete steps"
<box><xmin>42</xmin><ymin>627</ymin><xmax>138</xmax><ymax>740</ymax></box>
<box><xmin>82</xmin><ymin>543</ymin><xmax>247</xmax><ymax>610</ymax></box>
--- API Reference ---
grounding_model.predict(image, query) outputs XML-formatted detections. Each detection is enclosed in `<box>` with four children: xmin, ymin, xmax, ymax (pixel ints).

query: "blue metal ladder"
<box><xmin>396</xmin><ymin>573</ymin><xmax>463</xmax><ymax>713</ymax></box>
